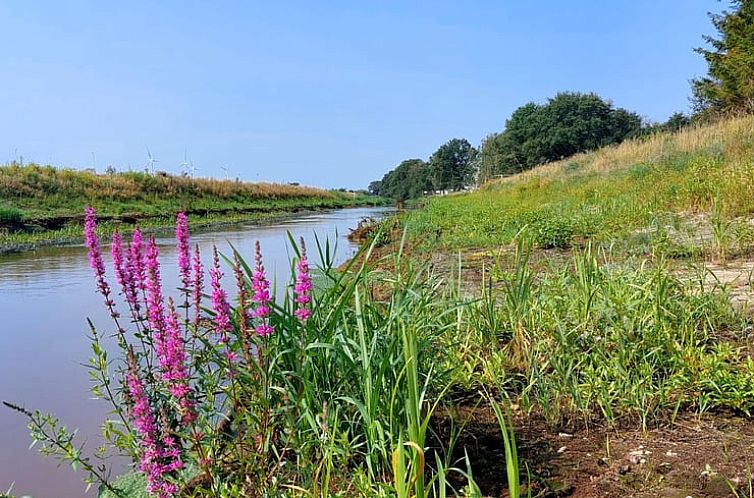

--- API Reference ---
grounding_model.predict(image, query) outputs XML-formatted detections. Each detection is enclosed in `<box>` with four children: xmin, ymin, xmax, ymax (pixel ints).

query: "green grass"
<box><xmin>405</xmin><ymin>116</ymin><xmax>754</xmax><ymax>255</ymax></box>
<box><xmin>0</xmin><ymin>163</ymin><xmax>387</xmax><ymax>252</ymax></box>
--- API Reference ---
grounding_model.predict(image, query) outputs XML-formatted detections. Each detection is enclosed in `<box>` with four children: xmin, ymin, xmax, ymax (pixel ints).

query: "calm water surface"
<box><xmin>0</xmin><ymin>207</ymin><xmax>391</xmax><ymax>498</ymax></box>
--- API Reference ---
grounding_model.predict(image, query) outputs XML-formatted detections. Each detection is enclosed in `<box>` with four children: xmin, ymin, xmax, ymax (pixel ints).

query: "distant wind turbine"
<box><xmin>220</xmin><ymin>165</ymin><xmax>229</xmax><ymax>180</ymax></box>
<box><xmin>180</xmin><ymin>150</ymin><xmax>190</xmax><ymax>177</ymax></box>
<box><xmin>190</xmin><ymin>159</ymin><xmax>199</xmax><ymax>178</ymax></box>
<box><xmin>145</xmin><ymin>146</ymin><xmax>159</xmax><ymax>175</ymax></box>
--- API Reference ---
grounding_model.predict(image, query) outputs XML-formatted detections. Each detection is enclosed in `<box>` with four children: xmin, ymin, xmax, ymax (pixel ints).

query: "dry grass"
<box><xmin>489</xmin><ymin>115</ymin><xmax>754</xmax><ymax>184</ymax></box>
<box><xmin>0</xmin><ymin>164</ymin><xmax>333</xmax><ymax>202</ymax></box>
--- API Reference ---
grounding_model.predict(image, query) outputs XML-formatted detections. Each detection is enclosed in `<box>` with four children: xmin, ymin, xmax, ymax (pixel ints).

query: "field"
<box><xmin>0</xmin><ymin>164</ymin><xmax>384</xmax><ymax>252</ymax></box>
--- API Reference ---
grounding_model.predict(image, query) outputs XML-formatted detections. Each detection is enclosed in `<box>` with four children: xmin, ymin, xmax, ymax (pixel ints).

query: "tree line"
<box><xmin>370</xmin><ymin>0</ymin><xmax>754</xmax><ymax>201</ymax></box>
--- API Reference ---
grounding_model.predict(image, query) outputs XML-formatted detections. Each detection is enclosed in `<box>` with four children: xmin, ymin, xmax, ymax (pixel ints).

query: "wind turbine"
<box><xmin>190</xmin><ymin>159</ymin><xmax>199</xmax><ymax>178</ymax></box>
<box><xmin>220</xmin><ymin>165</ymin><xmax>229</xmax><ymax>180</ymax></box>
<box><xmin>180</xmin><ymin>150</ymin><xmax>190</xmax><ymax>177</ymax></box>
<box><xmin>145</xmin><ymin>146</ymin><xmax>159</xmax><ymax>175</ymax></box>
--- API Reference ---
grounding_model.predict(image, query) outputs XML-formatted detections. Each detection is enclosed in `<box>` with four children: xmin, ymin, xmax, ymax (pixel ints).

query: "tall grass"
<box><xmin>0</xmin><ymin>163</ymin><xmax>383</xmax><ymax>221</ymax></box>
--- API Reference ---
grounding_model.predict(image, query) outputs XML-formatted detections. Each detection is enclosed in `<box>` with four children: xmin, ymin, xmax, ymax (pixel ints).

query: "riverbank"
<box><xmin>358</xmin><ymin>115</ymin><xmax>754</xmax><ymax>497</ymax></box>
<box><xmin>0</xmin><ymin>201</ymin><xmax>387</xmax><ymax>255</ymax></box>
<box><xmin>0</xmin><ymin>164</ymin><xmax>388</xmax><ymax>254</ymax></box>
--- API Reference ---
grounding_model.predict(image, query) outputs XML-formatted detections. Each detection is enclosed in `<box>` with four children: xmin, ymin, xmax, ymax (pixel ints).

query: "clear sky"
<box><xmin>0</xmin><ymin>1</ymin><xmax>722</xmax><ymax>189</ymax></box>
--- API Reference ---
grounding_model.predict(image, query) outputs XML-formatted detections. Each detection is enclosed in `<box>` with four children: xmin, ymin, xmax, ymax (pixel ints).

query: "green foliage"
<box><xmin>375</xmin><ymin>139</ymin><xmax>478</xmax><ymax>201</ymax></box>
<box><xmin>377</xmin><ymin>158</ymin><xmax>432</xmax><ymax>201</ymax></box>
<box><xmin>98</xmin><ymin>472</ymin><xmax>149</xmax><ymax>498</ymax></box>
<box><xmin>479</xmin><ymin>92</ymin><xmax>642</xmax><ymax>181</ymax></box>
<box><xmin>427</xmin><ymin>138</ymin><xmax>477</xmax><ymax>192</ymax></box>
<box><xmin>692</xmin><ymin>0</ymin><xmax>754</xmax><ymax>115</ymax></box>
<box><xmin>0</xmin><ymin>206</ymin><xmax>23</xmax><ymax>224</ymax></box>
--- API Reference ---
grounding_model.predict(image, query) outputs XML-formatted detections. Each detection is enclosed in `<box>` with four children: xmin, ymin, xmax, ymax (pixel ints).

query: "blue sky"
<box><xmin>0</xmin><ymin>1</ymin><xmax>721</xmax><ymax>188</ymax></box>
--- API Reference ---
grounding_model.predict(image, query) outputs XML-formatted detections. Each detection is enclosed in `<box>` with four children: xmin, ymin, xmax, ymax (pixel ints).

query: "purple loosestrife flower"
<box><xmin>84</xmin><ymin>207</ymin><xmax>119</xmax><ymax>320</ymax></box>
<box><xmin>129</xmin><ymin>228</ymin><xmax>147</xmax><ymax>292</ymax></box>
<box><xmin>251</xmin><ymin>241</ymin><xmax>274</xmax><ymax>337</ymax></box>
<box><xmin>233</xmin><ymin>252</ymin><xmax>253</xmax><ymax>362</ymax></box>
<box><xmin>192</xmin><ymin>245</ymin><xmax>204</xmax><ymax>328</ymax></box>
<box><xmin>210</xmin><ymin>246</ymin><xmax>234</xmax><ymax>358</ymax></box>
<box><xmin>162</xmin><ymin>298</ymin><xmax>195</xmax><ymax>424</ymax></box>
<box><xmin>112</xmin><ymin>232</ymin><xmax>141</xmax><ymax>313</ymax></box>
<box><xmin>145</xmin><ymin>237</ymin><xmax>167</xmax><ymax>336</ymax></box>
<box><xmin>126</xmin><ymin>347</ymin><xmax>182</xmax><ymax>498</ymax></box>
<box><xmin>293</xmin><ymin>237</ymin><xmax>313</xmax><ymax>323</ymax></box>
<box><xmin>175</xmin><ymin>212</ymin><xmax>191</xmax><ymax>290</ymax></box>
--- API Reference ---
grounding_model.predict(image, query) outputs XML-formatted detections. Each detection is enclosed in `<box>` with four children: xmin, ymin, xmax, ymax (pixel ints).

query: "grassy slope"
<box><xmin>406</xmin><ymin>115</ymin><xmax>754</xmax><ymax>253</ymax></box>
<box><xmin>0</xmin><ymin>164</ymin><xmax>386</xmax><ymax>251</ymax></box>
<box><xmin>395</xmin><ymin>115</ymin><xmax>754</xmax><ymax>426</ymax></box>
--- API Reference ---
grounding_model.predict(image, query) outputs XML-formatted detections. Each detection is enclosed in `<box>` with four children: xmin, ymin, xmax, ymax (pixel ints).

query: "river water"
<box><xmin>0</xmin><ymin>206</ymin><xmax>391</xmax><ymax>498</ymax></box>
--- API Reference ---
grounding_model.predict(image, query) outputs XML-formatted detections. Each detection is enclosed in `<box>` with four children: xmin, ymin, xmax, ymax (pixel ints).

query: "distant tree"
<box><xmin>367</xmin><ymin>180</ymin><xmax>382</xmax><ymax>196</ymax></box>
<box><xmin>428</xmin><ymin>138</ymin><xmax>477</xmax><ymax>191</ymax></box>
<box><xmin>663</xmin><ymin>112</ymin><xmax>692</xmax><ymax>131</ymax></box>
<box><xmin>479</xmin><ymin>92</ymin><xmax>642</xmax><ymax>180</ymax></box>
<box><xmin>692</xmin><ymin>0</ymin><xmax>754</xmax><ymax>115</ymax></box>
<box><xmin>379</xmin><ymin>159</ymin><xmax>431</xmax><ymax>201</ymax></box>
<box><xmin>638</xmin><ymin>112</ymin><xmax>693</xmax><ymax>137</ymax></box>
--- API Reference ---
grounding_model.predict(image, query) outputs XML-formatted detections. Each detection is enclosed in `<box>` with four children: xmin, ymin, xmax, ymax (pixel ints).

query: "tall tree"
<box><xmin>479</xmin><ymin>92</ymin><xmax>641</xmax><ymax>180</ymax></box>
<box><xmin>379</xmin><ymin>159</ymin><xmax>431</xmax><ymax>201</ymax></box>
<box><xmin>692</xmin><ymin>0</ymin><xmax>754</xmax><ymax>115</ymax></box>
<box><xmin>428</xmin><ymin>138</ymin><xmax>477</xmax><ymax>191</ymax></box>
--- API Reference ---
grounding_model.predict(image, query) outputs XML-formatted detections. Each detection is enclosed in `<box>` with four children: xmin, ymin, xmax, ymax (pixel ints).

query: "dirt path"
<box><xmin>437</xmin><ymin>406</ymin><xmax>754</xmax><ymax>498</ymax></box>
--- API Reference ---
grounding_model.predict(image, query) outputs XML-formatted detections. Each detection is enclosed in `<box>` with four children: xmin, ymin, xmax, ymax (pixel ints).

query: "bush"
<box><xmin>0</xmin><ymin>206</ymin><xmax>23</xmax><ymax>223</ymax></box>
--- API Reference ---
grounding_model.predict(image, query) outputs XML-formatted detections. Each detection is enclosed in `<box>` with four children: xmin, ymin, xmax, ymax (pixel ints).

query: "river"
<box><xmin>0</xmin><ymin>206</ymin><xmax>392</xmax><ymax>498</ymax></box>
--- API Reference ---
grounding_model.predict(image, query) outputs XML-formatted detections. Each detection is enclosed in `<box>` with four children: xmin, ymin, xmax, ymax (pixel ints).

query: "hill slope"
<box><xmin>406</xmin><ymin>115</ymin><xmax>754</xmax><ymax>255</ymax></box>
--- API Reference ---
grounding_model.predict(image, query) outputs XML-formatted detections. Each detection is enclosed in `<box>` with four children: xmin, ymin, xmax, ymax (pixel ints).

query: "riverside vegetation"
<box><xmin>5</xmin><ymin>4</ymin><xmax>754</xmax><ymax>495</ymax></box>
<box><xmin>5</xmin><ymin>116</ymin><xmax>754</xmax><ymax>498</ymax></box>
<box><xmin>0</xmin><ymin>164</ymin><xmax>384</xmax><ymax>253</ymax></box>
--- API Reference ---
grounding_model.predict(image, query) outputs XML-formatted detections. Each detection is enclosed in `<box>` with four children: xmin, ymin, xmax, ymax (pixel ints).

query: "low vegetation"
<box><xmin>0</xmin><ymin>164</ymin><xmax>384</xmax><ymax>252</ymax></box>
<box><xmin>406</xmin><ymin>115</ymin><xmax>754</xmax><ymax>254</ymax></box>
<box><xmin>7</xmin><ymin>116</ymin><xmax>754</xmax><ymax>498</ymax></box>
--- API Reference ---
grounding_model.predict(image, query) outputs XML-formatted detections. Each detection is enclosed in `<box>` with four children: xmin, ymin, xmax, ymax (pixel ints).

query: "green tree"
<box><xmin>379</xmin><ymin>159</ymin><xmax>431</xmax><ymax>201</ymax></box>
<box><xmin>663</xmin><ymin>112</ymin><xmax>692</xmax><ymax>131</ymax></box>
<box><xmin>367</xmin><ymin>180</ymin><xmax>382</xmax><ymax>196</ymax></box>
<box><xmin>692</xmin><ymin>0</ymin><xmax>754</xmax><ymax>115</ymax></box>
<box><xmin>479</xmin><ymin>92</ymin><xmax>641</xmax><ymax>181</ymax></box>
<box><xmin>428</xmin><ymin>138</ymin><xmax>477</xmax><ymax>191</ymax></box>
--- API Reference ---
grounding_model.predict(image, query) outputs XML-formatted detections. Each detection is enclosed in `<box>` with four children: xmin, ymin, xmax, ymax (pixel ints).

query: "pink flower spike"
<box><xmin>210</xmin><ymin>246</ymin><xmax>232</xmax><ymax>336</ymax></box>
<box><xmin>129</xmin><ymin>228</ymin><xmax>147</xmax><ymax>292</ymax></box>
<box><xmin>84</xmin><ymin>207</ymin><xmax>119</xmax><ymax>320</ymax></box>
<box><xmin>145</xmin><ymin>237</ymin><xmax>166</xmax><ymax>336</ymax></box>
<box><xmin>176</xmin><ymin>212</ymin><xmax>191</xmax><ymax>290</ymax></box>
<box><xmin>161</xmin><ymin>298</ymin><xmax>195</xmax><ymax>424</ymax></box>
<box><xmin>252</xmin><ymin>241</ymin><xmax>275</xmax><ymax>336</ymax></box>
<box><xmin>191</xmin><ymin>244</ymin><xmax>204</xmax><ymax>327</ymax></box>
<box><xmin>293</xmin><ymin>237</ymin><xmax>313</xmax><ymax>323</ymax></box>
<box><xmin>125</xmin><ymin>348</ymin><xmax>182</xmax><ymax>497</ymax></box>
<box><xmin>112</xmin><ymin>232</ymin><xmax>140</xmax><ymax>312</ymax></box>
